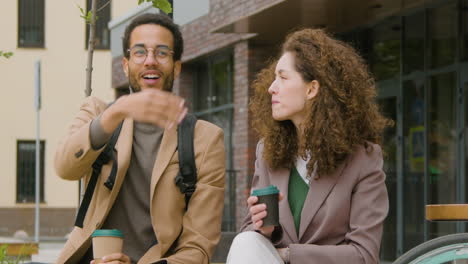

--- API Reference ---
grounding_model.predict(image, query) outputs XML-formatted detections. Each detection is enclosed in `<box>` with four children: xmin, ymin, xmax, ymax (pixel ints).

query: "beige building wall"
<box><xmin>0</xmin><ymin>0</ymin><xmax>138</xmax><ymax>210</ymax></box>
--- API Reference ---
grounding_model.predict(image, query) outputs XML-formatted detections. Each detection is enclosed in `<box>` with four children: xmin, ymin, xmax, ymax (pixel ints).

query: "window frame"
<box><xmin>85</xmin><ymin>0</ymin><xmax>111</xmax><ymax>50</ymax></box>
<box><xmin>17</xmin><ymin>0</ymin><xmax>45</xmax><ymax>48</ymax></box>
<box><xmin>193</xmin><ymin>51</ymin><xmax>236</xmax><ymax>231</ymax></box>
<box><xmin>16</xmin><ymin>140</ymin><xmax>45</xmax><ymax>204</ymax></box>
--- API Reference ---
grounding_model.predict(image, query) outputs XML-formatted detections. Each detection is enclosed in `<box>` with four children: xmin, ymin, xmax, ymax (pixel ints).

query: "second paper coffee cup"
<box><xmin>252</xmin><ymin>185</ymin><xmax>280</xmax><ymax>226</ymax></box>
<box><xmin>91</xmin><ymin>229</ymin><xmax>124</xmax><ymax>263</ymax></box>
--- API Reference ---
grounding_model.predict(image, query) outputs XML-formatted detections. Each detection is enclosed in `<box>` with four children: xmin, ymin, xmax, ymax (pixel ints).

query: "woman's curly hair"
<box><xmin>250</xmin><ymin>28</ymin><xmax>392</xmax><ymax>177</ymax></box>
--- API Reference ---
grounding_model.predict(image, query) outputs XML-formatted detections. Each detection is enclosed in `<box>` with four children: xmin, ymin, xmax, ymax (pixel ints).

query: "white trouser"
<box><xmin>226</xmin><ymin>231</ymin><xmax>284</xmax><ymax>264</ymax></box>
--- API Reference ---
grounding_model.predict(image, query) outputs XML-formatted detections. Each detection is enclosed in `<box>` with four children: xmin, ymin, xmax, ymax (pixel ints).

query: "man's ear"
<box><xmin>122</xmin><ymin>57</ymin><xmax>129</xmax><ymax>77</ymax></box>
<box><xmin>306</xmin><ymin>80</ymin><xmax>320</xmax><ymax>100</ymax></box>
<box><xmin>174</xmin><ymin>61</ymin><xmax>182</xmax><ymax>78</ymax></box>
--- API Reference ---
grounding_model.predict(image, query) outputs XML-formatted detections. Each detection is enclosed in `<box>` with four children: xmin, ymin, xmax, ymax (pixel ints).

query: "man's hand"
<box><xmin>100</xmin><ymin>89</ymin><xmax>188</xmax><ymax>133</ymax></box>
<box><xmin>247</xmin><ymin>192</ymin><xmax>284</xmax><ymax>238</ymax></box>
<box><xmin>90</xmin><ymin>252</ymin><xmax>131</xmax><ymax>264</ymax></box>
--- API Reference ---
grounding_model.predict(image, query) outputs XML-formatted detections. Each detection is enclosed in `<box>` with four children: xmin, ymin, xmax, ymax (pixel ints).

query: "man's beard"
<box><xmin>128</xmin><ymin>68</ymin><xmax>174</xmax><ymax>92</ymax></box>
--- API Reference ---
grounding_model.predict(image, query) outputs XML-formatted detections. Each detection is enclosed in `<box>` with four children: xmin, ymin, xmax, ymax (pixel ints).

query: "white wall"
<box><xmin>0</xmin><ymin>0</ymin><xmax>139</xmax><ymax>208</ymax></box>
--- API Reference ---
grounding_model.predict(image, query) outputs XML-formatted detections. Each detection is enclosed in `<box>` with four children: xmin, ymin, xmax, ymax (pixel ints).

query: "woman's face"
<box><xmin>268</xmin><ymin>52</ymin><xmax>318</xmax><ymax>128</ymax></box>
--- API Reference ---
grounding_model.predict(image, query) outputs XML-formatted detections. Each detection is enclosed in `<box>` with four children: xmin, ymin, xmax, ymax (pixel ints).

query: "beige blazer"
<box><xmin>241</xmin><ymin>141</ymin><xmax>388</xmax><ymax>264</ymax></box>
<box><xmin>54</xmin><ymin>97</ymin><xmax>226</xmax><ymax>264</ymax></box>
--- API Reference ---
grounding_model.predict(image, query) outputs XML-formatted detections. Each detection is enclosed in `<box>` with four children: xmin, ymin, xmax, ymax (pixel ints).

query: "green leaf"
<box><xmin>152</xmin><ymin>0</ymin><xmax>172</xmax><ymax>14</ymax></box>
<box><xmin>138</xmin><ymin>0</ymin><xmax>145</xmax><ymax>5</ymax></box>
<box><xmin>0</xmin><ymin>51</ymin><xmax>13</xmax><ymax>59</ymax></box>
<box><xmin>77</xmin><ymin>4</ymin><xmax>87</xmax><ymax>21</ymax></box>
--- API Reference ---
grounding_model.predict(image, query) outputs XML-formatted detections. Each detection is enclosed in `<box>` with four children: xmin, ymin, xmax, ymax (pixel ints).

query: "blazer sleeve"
<box><xmin>54</xmin><ymin>96</ymin><xmax>107</xmax><ymax>181</ymax></box>
<box><xmin>239</xmin><ymin>141</ymin><xmax>270</xmax><ymax>233</ymax></box>
<box><xmin>164</xmin><ymin>125</ymin><xmax>226</xmax><ymax>264</ymax></box>
<box><xmin>289</xmin><ymin>145</ymin><xmax>389</xmax><ymax>264</ymax></box>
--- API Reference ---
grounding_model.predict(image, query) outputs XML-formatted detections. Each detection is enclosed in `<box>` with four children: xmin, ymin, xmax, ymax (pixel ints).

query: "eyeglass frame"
<box><xmin>126</xmin><ymin>44</ymin><xmax>175</xmax><ymax>64</ymax></box>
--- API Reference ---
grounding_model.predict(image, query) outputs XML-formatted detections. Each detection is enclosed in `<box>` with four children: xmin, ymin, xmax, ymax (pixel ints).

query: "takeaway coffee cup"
<box><xmin>252</xmin><ymin>185</ymin><xmax>280</xmax><ymax>227</ymax></box>
<box><xmin>91</xmin><ymin>229</ymin><xmax>124</xmax><ymax>263</ymax></box>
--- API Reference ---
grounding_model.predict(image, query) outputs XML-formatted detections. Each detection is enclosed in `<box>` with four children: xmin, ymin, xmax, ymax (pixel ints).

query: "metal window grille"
<box><xmin>18</xmin><ymin>0</ymin><xmax>45</xmax><ymax>48</ymax></box>
<box><xmin>86</xmin><ymin>0</ymin><xmax>111</xmax><ymax>50</ymax></box>
<box><xmin>16</xmin><ymin>140</ymin><xmax>45</xmax><ymax>203</ymax></box>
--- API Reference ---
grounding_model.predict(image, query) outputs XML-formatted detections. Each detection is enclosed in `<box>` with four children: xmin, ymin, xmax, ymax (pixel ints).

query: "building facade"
<box><xmin>0</xmin><ymin>0</ymin><xmax>139</xmax><ymax>238</ymax></box>
<box><xmin>2</xmin><ymin>0</ymin><xmax>468</xmax><ymax>262</ymax></box>
<box><xmin>115</xmin><ymin>0</ymin><xmax>468</xmax><ymax>262</ymax></box>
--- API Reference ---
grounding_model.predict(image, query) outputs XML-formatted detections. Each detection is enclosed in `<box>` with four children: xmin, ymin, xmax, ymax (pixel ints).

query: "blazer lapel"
<box><xmin>270</xmin><ymin>167</ymin><xmax>299</xmax><ymax>243</ymax></box>
<box><xmin>107</xmin><ymin>118</ymin><xmax>133</xmax><ymax>205</ymax></box>
<box><xmin>150</xmin><ymin>125</ymin><xmax>178</xmax><ymax>200</ymax></box>
<box><xmin>298</xmin><ymin>161</ymin><xmax>346</xmax><ymax>240</ymax></box>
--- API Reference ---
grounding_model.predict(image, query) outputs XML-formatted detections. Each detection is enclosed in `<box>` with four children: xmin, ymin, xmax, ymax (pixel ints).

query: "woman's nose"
<box><xmin>268</xmin><ymin>81</ymin><xmax>277</xmax><ymax>94</ymax></box>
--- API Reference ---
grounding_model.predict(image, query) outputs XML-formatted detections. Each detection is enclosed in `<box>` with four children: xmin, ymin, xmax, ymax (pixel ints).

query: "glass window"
<box><xmin>86</xmin><ymin>0</ymin><xmax>111</xmax><ymax>50</ymax></box>
<box><xmin>193</xmin><ymin>54</ymin><xmax>234</xmax><ymax>231</ymax></box>
<box><xmin>464</xmin><ymin>82</ymin><xmax>468</xmax><ymax>210</ymax></box>
<box><xmin>378</xmin><ymin>96</ymin><xmax>397</xmax><ymax>261</ymax></box>
<box><xmin>17</xmin><ymin>140</ymin><xmax>45</xmax><ymax>203</ymax></box>
<box><xmin>428</xmin><ymin>3</ymin><xmax>457</xmax><ymax>69</ymax></box>
<box><xmin>371</xmin><ymin>17</ymin><xmax>401</xmax><ymax>81</ymax></box>
<box><xmin>18</xmin><ymin>0</ymin><xmax>45</xmax><ymax>48</ymax></box>
<box><xmin>195</xmin><ymin>63</ymin><xmax>210</xmax><ymax>112</ymax></box>
<box><xmin>402</xmin><ymin>78</ymin><xmax>425</xmax><ymax>251</ymax></box>
<box><xmin>211</xmin><ymin>59</ymin><xmax>232</xmax><ymax>107</ymax></box>
<box><xmin>403</xmin><ymin>12</ymin><xmax>425</xmax><ymax>75</ymax></box>
<box><xmin>462</xmin><ymin>0</ymin><xmax>468</xmax><ymax>60</ymax></box>
<box><xmin>428</xmin><ymin>72</ymin><xmax>457</xmax><ymax>239</ymax></box>
<box><xmin>338</xmin><ymin>29</ymin><xmax>371</xmax><ymax>62</ymax></box>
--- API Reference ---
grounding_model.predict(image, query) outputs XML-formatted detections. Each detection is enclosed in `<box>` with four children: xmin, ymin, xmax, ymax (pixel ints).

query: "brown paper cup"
<box><xmin>91</xmin><ymin>229</ymin><xmax>124</xmax><ymax>262</ymax></box>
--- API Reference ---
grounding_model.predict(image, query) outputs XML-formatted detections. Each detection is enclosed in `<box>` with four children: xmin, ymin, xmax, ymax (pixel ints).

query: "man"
<box><xmin>54</xmin><ymin>13</ymin><xmax>225</xmax><ymax>264</ymax></box>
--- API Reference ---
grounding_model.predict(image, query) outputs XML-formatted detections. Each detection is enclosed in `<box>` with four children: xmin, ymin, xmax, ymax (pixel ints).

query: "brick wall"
<box><xmin>173</xmin><ymin>65</ymin><xmax>194</xmax><ymax>110</ymax></box>
<box><xmin>210</xmin><ymin>0</ymin><xmax>284</xmax><ymax>30</ymax></box>
<box><xmin>180</xmin><ymin>15</ymin><xmax>249</xmax><ymax>63</ymax></box>
<box><xmin>0</xmin><ymin>208</ymin><xmax>75</xmax><ymax>238</ymax></box>
<box><xmin>232</xmin><ymin>41</ymin><xmax>249</xmax><ymax>228</ymax></box>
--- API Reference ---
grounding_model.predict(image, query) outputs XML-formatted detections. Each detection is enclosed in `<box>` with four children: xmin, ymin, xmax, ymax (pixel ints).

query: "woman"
<box><xmin>226</xmin><ymin>28</ymin><xmax>391</xmax><ymax>264</ymax></box>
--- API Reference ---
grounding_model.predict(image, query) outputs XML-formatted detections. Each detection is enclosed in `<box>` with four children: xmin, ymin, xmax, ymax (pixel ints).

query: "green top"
<box><xmin>288</xmin><ymin>167</ymin><xmax>309</xmax><ymax>234</ymax></box>
<box><xmin>92</xmin><ymin>229</ymin><xmax>124</xmax><ymax>238</ymax></box>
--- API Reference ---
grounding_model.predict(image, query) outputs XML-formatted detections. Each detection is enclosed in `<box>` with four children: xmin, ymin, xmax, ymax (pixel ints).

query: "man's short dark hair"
<box><xmin>122</xmin><ymin>13</ymin><xmax>184</xmax><ymax>61</ymax></box>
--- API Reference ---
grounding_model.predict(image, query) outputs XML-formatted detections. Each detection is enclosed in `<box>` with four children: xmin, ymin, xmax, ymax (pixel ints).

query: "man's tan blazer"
<box><xmin>241</xmin><ymin>141</ymin><xmax>388</xmax><ymax>264</ymax></box>
<box><xmin>54</xmin><ymin>97</ymin><xmax>225</xmax><ymax>264</ymax></box>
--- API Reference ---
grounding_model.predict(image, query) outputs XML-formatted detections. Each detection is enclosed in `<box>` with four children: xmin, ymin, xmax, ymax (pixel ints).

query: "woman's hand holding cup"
<box><xmin>248</xmin><ymin>187</ymin><xmax>283</xmax><ymax>238</ymax></box>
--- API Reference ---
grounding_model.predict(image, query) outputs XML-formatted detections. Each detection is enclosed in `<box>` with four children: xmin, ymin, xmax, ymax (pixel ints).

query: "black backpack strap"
<box><xmin>174</xmin><ymin>114</ymin><xmax>198</xmax><ymax>210</ymax></box>
<box><xmin>103</xmin><ymin>122</ymin><xmax>123</xmax><ymax>190</ymax></box>
<box><xmin>74</xmin><ymin>120</ymin><xmax>123</xmax><ymax>228</ymax></box>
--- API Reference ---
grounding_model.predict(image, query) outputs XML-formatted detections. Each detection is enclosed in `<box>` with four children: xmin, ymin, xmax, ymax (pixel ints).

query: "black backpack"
<box><xmin>74</xmin><ymin>114</ymin><xmax>198</xmax><ymax>228</ymax></box>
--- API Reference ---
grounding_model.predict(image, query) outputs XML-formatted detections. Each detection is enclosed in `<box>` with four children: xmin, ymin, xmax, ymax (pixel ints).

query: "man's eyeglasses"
<box><xmin>127</xmin><ymin>46</ymin><xmax>174</xmax><ymax>64</ymax></box>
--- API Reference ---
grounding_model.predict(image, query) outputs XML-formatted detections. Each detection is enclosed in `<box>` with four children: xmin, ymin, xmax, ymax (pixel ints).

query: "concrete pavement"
<box><xmin>30</xmin><ymin>241</ymin><xmax>64</xmax><ymax>263</ymax></box>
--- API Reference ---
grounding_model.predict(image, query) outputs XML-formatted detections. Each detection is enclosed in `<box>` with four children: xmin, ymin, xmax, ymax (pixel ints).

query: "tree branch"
<box><xmin>85</xmin><ymin>0</ymin><xmax>98</xmax><ymax>97</ymax></box>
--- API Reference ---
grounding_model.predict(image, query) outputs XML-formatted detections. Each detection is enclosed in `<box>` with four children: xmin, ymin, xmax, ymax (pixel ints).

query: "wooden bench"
<box><xmin>426</xmin><ymin>204</ymin><xmax>468</xmax><ymax>221</ymax></box>
<box><xmin>0</xmin><ymin>240</ymin><xmax>38</xmax><ymax>259</ymax></box>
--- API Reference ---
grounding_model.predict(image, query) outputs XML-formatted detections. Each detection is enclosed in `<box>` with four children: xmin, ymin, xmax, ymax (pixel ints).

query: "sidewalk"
<box><xmin>30</xmin><ymin>241</ymin><xmax>64</xmax><ymax>263</ymax></box>
<box><xmin>0</xmin><ymin>237</ymin><xmax>64</xmax><ymax>264</ymax></box>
